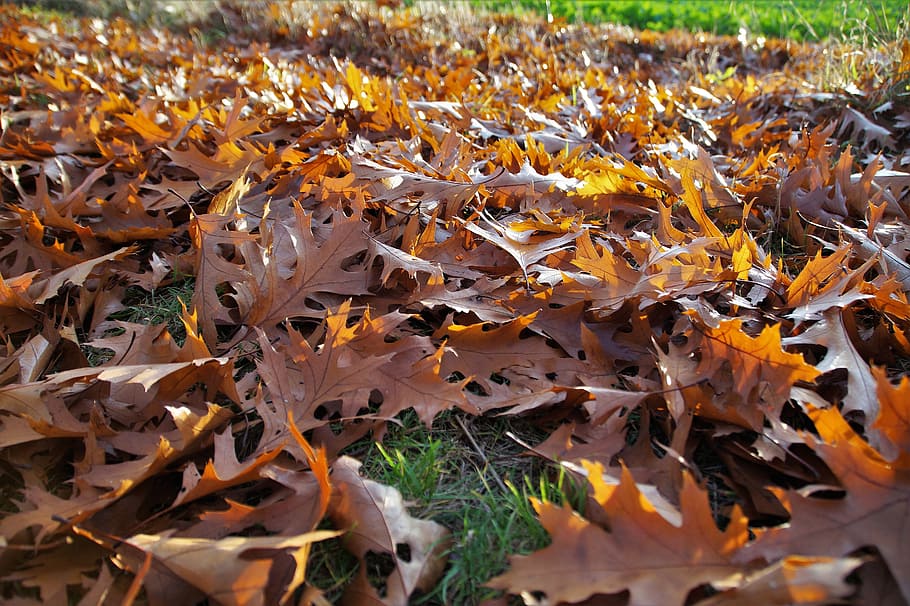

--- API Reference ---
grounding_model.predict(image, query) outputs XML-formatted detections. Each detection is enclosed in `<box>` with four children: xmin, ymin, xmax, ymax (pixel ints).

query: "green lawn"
<box><xmin>476</xmin><ymin>0</ymin><xmax>908</xmax><ymax>40</ymax></box>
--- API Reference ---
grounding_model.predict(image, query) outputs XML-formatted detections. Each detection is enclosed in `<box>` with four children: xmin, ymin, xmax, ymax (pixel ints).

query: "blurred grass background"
<box><xmin>12</xmin><ymin>0</ymin><xmax>909</xmax><ymax>43</ymax></box>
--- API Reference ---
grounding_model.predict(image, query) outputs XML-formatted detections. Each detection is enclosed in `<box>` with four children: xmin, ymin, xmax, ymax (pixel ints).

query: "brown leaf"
<box><xmin>488</xmin><ymin>463</ymin><xmax>752</xmax><ymax>605</ymax></box>
<box><xmin>171</xmin><ymin>427</ymin><xmax>284</xmax><ymax>507</ymax></box>
<box><xmin>188</xmin><ymin>212</ymin><xmax>256</xmax><ymax>345</ymax></box>
<box><xmin>697</xmin><ymin>555</ymin><xmax>863</xmax><ymax>606</ymax></box>
<box><xmin>330</xmin><ymin>456</ymin><xmax>451</xmax><ymax>606</ymax></box>
<box><xmin>744</xmin><ymin>407</ymin><xmax>910</xmax><ymax>603</ymax></box>
<box><xmin>79</xmin><ymin>403</ymin><xmax>233</xmax><ymax>498</ymax></box>
<box><xmin>2</xmin><ymin>537</ymin><xmax>107</xmax><ymax>603</ymax></box>
<box><xmin>242</xmin><ymin>205</ymin><xmax>372</xmax><ymax>329</ymax></box>
<box><xmin>460</xmin><ymin>210</ymin><xmax>581</xmax><ymax>285</ymax></box>
<box><xmin>436</xmin><ymin>312</ymin><xmax>562</xmax><ymax>394</ymax></box>
<box><xmin>782</xmin><ymin>309</ymin><xmax>878</xmax><ymax>420</ymax></box>
<box><xmin>121</xmin><ymin>529</ymin><xmax>341</xmax><ymax>606</ymax></box>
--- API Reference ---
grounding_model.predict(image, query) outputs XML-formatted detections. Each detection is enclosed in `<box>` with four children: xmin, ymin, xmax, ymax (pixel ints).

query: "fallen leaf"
<box><xmin>488</xmin><ymin>462</ymin><xmax>752</xmax><ymax>605</ymax></box>
<box><xmin>744</xmin><ymin>406</ymin><xmax>910</xmax><ymax>603</ymax></box>
<box><xmin>330</xmin><ymin>456</ymin><xmax>451</xmax><ymax>606</ymax></box>
<box><xmin>121</xmin><ymin>529</ymin><xmax>341</xmax><ymax>606</ymax></box>
<box><xmin>698</xmin><ymin>555</ymin><xmax>864</xmax><ymax>605</ymax></box>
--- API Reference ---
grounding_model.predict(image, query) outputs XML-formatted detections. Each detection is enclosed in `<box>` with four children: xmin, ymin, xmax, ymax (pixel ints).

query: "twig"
<box><xmin>454</xmin><ymin>415</ymin><xmax>509</xmax><ymax>494</ymax></box>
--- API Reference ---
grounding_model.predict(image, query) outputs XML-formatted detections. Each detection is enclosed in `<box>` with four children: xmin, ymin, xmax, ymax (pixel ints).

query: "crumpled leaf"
<box><xmin>782</xmin><ymin>309</ymin><xmax>878</xmax><ymax>420</ymax></box>
<box><xmin>460</xmin><ymin>210</ymin><xmax>581</xmax><ymax>286</ymax></box>
<box><xmin>329</xmin><ymin>456</ymin><xmax>451</xmax><ymax>606</ymax></box>
<box><xmin>699</xmin><ymin>555</ymin><xmax>864</xmax><ymax>606</ymax></box>
<box><xmin>119</xmin><ymin>529</ymin><xmax>341</xmax><ymax>606</ymax></box>
<box><xmin>690</xmin><ymin>315</ymin><xmax>822</xmax><ymax>429</ymax></box>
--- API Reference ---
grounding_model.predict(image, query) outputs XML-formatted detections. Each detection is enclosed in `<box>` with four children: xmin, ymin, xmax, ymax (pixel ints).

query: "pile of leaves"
<box><xmin>2</xmin><ymin>2</ymin><xmax>910</xmax><ymax>603</ymax></box>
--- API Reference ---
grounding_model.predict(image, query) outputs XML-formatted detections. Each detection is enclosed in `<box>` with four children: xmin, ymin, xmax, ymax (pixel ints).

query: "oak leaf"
<box><xmin>488</xmin><ymin>462</ymin><xmax>752</xmax><ymax>605</ymax></box>
<box><xmin>189</xmin><ymin>212</ymin><xmax>256</xmax><ymax>345</ymax></box>
<box><xmin>163</xmin><ymin>140</ymin><xmax>262</xmax><ymax>190</ymax></box>
<box><xmin>744</xmin><ymin>406</ymin><xmax>910</xmax><ymax>602</ymax></box>
<box><xmin>120</xmin><ymin>529</ymin><xmax>341</xmax><ymax>606</ymax></box>
<box><xmin>252</xmin><ymin>301</ymin><xmax>467</xmax><ymax>449</ymax></box>
<box><xmin>691</xmin><ymin>316</ymin><xmax>821</xmax><ymax>427</ymax></box>
<box><xmin>783</xmin><ymin>310</ymin><xmax>878</xmax><ymax>421</ymax></box>
<box><xmin>241</xmin><ymin>204</ymin><xmax>372</xmax><ymax>329</ymax></box>
<box><xmin>435</xmin><ymin>312</ymin><xmax>563</xmax><ymax>394</ymax></box>
<box><xmin>2</xmin><ymin>537</ymin><xmax>107</xmax><ymax>603</ymax></box>
<box><xmin>171</xmin><ymin>427</ymin><xmax>285</xmax><ymax>507</ymax></box>
<box><xmin>330</xmin><ymin>456</ymin><xmax>452</xmax><ymax>606</ymax></box>
<box><xmin>698</xmin><ymin>555</ymin><xmax>863</xmax><ymax>606</ymax></box>
<box><xmin>79</xmin><ymin>403</ymin><xmax>233</xmax><ymax>498</ymax></box>
<box><xmin>785</xmin><ymin>246</ymin><xmax>853</xmax><ymax>310</ymax></box>
<box><xmin>872</xmin><ymin>366</ymin><xmax>910</xmax><ymax>465</ymax></box>
<box><xmin>460</xmin><ymin>210</ymin><xmax>581</xmax><ymax>286</ymax></box>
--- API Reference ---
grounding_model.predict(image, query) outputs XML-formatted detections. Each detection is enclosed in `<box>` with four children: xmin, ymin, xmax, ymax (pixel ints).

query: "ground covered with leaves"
<box><xmin>1</xmin><ymin>2</ymin><xmax>910</xmax><ymax>604</ymax></box>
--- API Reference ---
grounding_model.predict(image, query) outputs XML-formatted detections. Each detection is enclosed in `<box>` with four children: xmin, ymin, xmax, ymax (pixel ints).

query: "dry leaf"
<box><xmin>330</xmin><ymin>456</ymin><xmax>451</xmax><ymax>605</ymax></box>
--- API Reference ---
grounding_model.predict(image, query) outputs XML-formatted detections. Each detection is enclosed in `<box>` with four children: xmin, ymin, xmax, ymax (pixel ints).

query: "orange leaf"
<box><xmin>871</xmin><ymin>366</ymin><xmax>910</xmax><ymax>466</ymax></box>
<box><xmin>489</xmin><ymin>462</ymin><xmax>751</xmax><ymax>605</ymax></box>
<box><xmin>693</xmin><ymin>317</ymin><xmax>821</xmax><ymax>421</ymax></box>
<box><xmin>746</xmin><ymin>406</ymin><xmax>910</xmax><ymax>603</ymax></box>
<box><xmin>122</xmin><ymin>529</ymin><xmax>341</xmax><ymax>606</ymax></box>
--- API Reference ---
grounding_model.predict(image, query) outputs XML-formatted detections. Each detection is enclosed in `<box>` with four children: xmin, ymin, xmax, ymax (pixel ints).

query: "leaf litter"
<box><xmin>1</xmin><ymin>2</ymin><xmax>909</xmax><ymax>604</ymax></box>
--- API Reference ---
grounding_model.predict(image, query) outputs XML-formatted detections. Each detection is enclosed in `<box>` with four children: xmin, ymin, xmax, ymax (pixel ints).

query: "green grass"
<box><xmin>107</xmin><ymin>278</ymin><xmax>196</xmax><ymax>343</ymax></box>
<box><xmin>310</xmin><ymin>409</ymin><xmax>586</xmax><ymax>604</ymax></box>
<box><xmin>476</xmin><ymin>0</ymin><xmax>908</xmax><ymax>41</ymax></box>
<box><xmin>80</xmin><ymin>277</ymin><xmax>196</xmax><ymax>365</ymax></box>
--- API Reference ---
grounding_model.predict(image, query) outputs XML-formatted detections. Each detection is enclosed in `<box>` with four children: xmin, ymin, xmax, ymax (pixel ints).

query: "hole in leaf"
<box><xmin>670</xmin><ymin>333</ymin><xmax>688</xmax><ymax>347</ymax></box>
<box><xmin>814</xmin><ymin>368</ymin><xmax>847</xmax><ymax>404</ymax></box>
<box><xmin>395</xmin><ymin>542</ymin><xmax>411</xmax><ymax>562</ymax></box>
<box><xmin>685</xmin><ymin>583</ymin><xmax>717</xmax><ymax>603</ymax></box>
<box><xmin>803</xmin><ymin>487</ymin><xmax>847</xmax><ymax>500</ymax></box>
<box><xmin>304</xmin><ymin>297</ymin><xmax>325</xmax><ymax>311</ymax></box>
<box><xmin>465</xmin><ymin>380</ymin><xmax>488</xmax><ymax>396</ymax></box>
<box><xmin>364</xmin><ymin>550</ymin><xmax>395</xmax><ymax>597</ymax></box>
<box><xmin>780</xmin><ymin>401</ymin><xmax>816</xmax><ymax>433</ymax></box>
<box><xmin>341</xmin><ymin>251</ymin><xmax>367</xmax><ymax>271</ymax></box>
<box><xmin>446</xmin><ymin>371</ymin><xmax>466</xmax><ymax>383</ymax></box>
<box><xmin>490</xmin><ymin>372</ymin><xmax>510</xmax><ymax>385</ymax></box>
